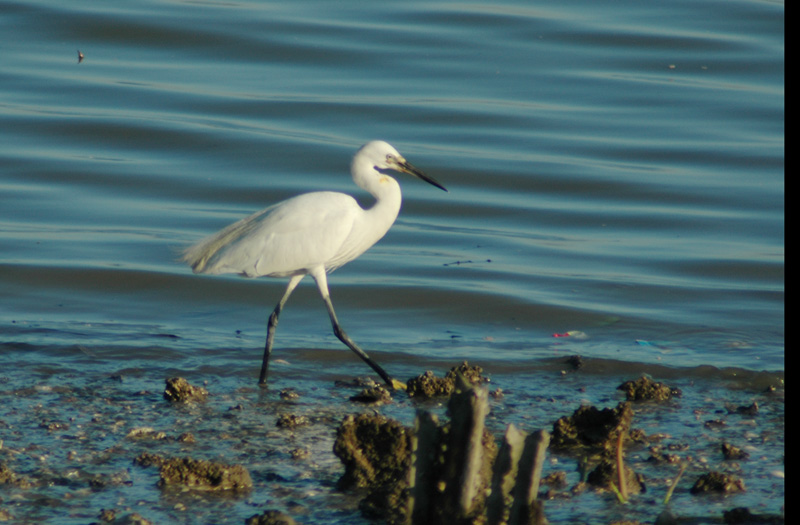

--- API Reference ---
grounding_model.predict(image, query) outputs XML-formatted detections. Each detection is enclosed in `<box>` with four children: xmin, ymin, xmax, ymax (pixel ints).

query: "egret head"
<box><xmin>353</xmin><ymin>141</ymin><xmax>447</xmax><ymax>192</ymax></box>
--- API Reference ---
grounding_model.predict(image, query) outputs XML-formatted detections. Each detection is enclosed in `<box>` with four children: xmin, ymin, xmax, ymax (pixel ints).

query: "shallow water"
<box><xmin>0</xmin><ymin>354</ymin><xmax>785</xmax><ymax>524</ymax></box>
<box><xmin>0</xmin><ymin>0</ymin><xmax>783</xmax><ymax>523</ymax></box>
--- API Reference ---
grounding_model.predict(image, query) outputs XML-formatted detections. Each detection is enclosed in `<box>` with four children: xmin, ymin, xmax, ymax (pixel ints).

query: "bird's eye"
<box><xmin>386</xmin><ymin>154</ymin><xmax>394</xmax><ymax>162</ymax></box>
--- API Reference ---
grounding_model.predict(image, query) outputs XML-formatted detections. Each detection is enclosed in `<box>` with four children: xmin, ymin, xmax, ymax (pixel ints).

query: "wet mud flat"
<box><xmin>0</xmin><ymin>358</ymin><xmax>784</xmax><ymax>524</ymax></box>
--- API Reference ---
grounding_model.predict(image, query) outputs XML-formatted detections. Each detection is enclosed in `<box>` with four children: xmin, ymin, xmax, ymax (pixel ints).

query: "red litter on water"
<box><xmin>552</xmin><ymin>330</ymin><xmax>588</xmax><ymax>339</ymax></box>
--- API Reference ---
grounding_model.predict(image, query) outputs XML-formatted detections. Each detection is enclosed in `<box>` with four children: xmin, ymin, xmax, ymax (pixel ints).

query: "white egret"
<box><xmin>182</xmin><ymin>141</ymin><xmax>447</xmax><ymax>389</ymax></box>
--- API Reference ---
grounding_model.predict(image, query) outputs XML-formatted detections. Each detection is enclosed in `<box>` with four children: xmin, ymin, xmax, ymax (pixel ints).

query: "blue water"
<box><xmin>1</xmin><ymin>0</ymin><xmax>783</xmax><ymax>373</ymax></box>
<box><xmin>0</xmin><ymin>0</ymin><xmax>784</xmax><ymax>523</ymax></box>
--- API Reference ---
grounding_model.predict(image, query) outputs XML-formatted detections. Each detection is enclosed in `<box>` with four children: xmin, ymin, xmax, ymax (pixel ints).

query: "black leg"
<box><xmin>258</xmin><ymin>275</ymin><xmax>303</xmax><ymax>387</ymax></box>
<box><xmin>322</xmin><ymin>294</ymin><xmax>405</xmax><ymax>391</ymax></box>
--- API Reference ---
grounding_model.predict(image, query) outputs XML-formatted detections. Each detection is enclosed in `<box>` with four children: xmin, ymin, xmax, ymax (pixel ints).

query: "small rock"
<box><xmin>565</xmin><ymin>355</ymin><xmax>584</xmax><ymax>370</ymax></box>
<box><xmin>350</xmin><ymin>385</ymin><xmax>392</xmax><ymax>404</ymax></box>
<box><xmin>289</xmin><ymin>448</ymin><xmax>310</xmax><ymax>460</ymax></box>
<box><xmin>551</xmin><ymin>402</ymin><xmax>633</xmax><ymax>451</ymax></box>
<box><xmin>690</xmin><ymin>471</ymin><xmax>745</xmax><ymax>494</ymax></box>
<box><xmin>655</xmin><ymin>509</ymin><xmax>679</xmax><ymax>525</ymax></box>
<box><xmin>133</xmin><ymin>452</ymin><xmax>166</xmax><ymax>468</ymax></box>
<box><xmin>245</xmin><ymin>510</ymin><xmax>297</xmax><ymax>525</ymax></box>
<box><xmin>114</xmin><ymin>513</ymin><xmax>153</xmax><ymax>525</ymax></box>
<box><xmin>406</xmin><ymin>361</ymin><xmax>487</xmax><ymax>398</ymax></box>
<box><xmin>728</xmin><ymin>402</ymin><xmax>759</xmax><ymax>416</ymax></box>
<box><xmin>333</xmin><ymin>413</ymin><xmax>411</xmax><ymax>490</ymax></box>
<box><xmin>542</xmin><ymin>471</ymin><xmax>568</xmax><ymax>488</ymax></box>
<box><xmin>0</xmin><ymin>462</ymin><xmax>32</xmax><ymax>488</ymax></box>
<box><xmin>97</xmin><ymin>508</ymin><xmax>116</xmax><ymax>522</ymax></box>
<box><xmin>723</xmin><ymin>507</ymin><xmax>784</xmax><ymax>524</ymax></box>
<box><xmin>279</xmin><ymin>388</ymin><xmax>300</xmax><ymax>400</ymax></box>
<box><xmin>126</xmin><ymin>427</ymin><xmax>167</xmax><ymax>440</ymax></box>
<box><xmin>617</xmin><ymin>376</ymin><xmax>681</xmax><ymax>401</ymax></box>
<box><xmin>721</xmin><ymin>442</ymin><xmax>749</xmax><ymax>460</ymax></box>
<box><xmin>586</xmin><ymin>459</ymin><xmax>646</xmax><ymax>495</ymax></box>
<box><xmin>163</xmin><ymin>377</ymin><xmax>208</xmax><ymax>403</ymax></box>
<box><xmin>39</xmin><ymin>421</ymin><xmax>69</xmax><ymax>431</ymax></box>
<box><xmin>647</xmin><ymin>445</ymin><xmax>682</xmax><ymax>464</ymax></box>
<box><xmin>276</xmin><ymin>414</ymin><xmax>309</xmax><ymax>429</ymax></box>
<box><xmin>407</xmin><ymin>370</ymin><xmax>453</xmax><ymax>398</ymax></box>
<box><xmin>157</xmin><ymin>457</ymin><xmax>252</xmax><ymax>491</ymax></box>
<box><xmin>177</xmin><ymin>432</ymin><xmax>196</xmax><ymax>443</ymax></box>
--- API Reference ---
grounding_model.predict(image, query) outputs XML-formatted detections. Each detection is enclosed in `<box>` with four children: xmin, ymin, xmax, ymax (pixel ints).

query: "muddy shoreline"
<box><xmin>0</xmin><ymin>359</ymin><xmax>784</xmax><ymax>524</ymax></box>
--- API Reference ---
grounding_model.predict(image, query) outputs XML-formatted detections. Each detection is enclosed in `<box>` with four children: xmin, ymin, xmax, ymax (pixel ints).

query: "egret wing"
<box><xmin>184</xmin><ymin>192</ymin><xmax>360</xmax><ymax>278</ymax></box>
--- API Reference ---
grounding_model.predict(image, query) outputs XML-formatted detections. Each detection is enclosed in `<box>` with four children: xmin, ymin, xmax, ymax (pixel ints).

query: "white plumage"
<box><xmin>182</xmin><ymin>141</ymin><xmax>447</xmax><ymax>389</ymax></box>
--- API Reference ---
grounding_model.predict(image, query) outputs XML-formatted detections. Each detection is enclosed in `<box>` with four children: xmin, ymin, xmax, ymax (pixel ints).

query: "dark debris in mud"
<box><xmin>328</xmin><ymin>364</ymin><xmax>784</xmax><ymax>524</ymax></box>
<box><xmin>723</xmin><ymin>507</ymin><xmax>785</xmax><ymax>524</ymax></box>
<box><xmin>94</xmin><ymin>510</ymin><xmax>154</xmax><ymax>525</ymax></box>
<box><xmin>133</xmin><ymin>453</ymin><xmax>252</xmax><ymax>492</ymax></box>
<box><xmin>690</xmin><ymin>471</ymin><xmax>746</xmax><ymax>495</ymax></box>
<box><xmin>406</xmin><ymin>361</ymin><xmax>488</xmax><ymax>398</ymax></box>
<box><xmin>276</xmin><ymin>413</ymin><xmax>310</xmax><ymax>429</ymax></box>
<box><xmin>0</xmin><ymin>361</ymin><xmax>784</xmax><ymax>524</ymax></box>
<box><xmin>617</xmin><ymin>375</ymin><xmax>681</xmax><ymax>401</ymax></box>
<box><xmin>245</xmin><ymin>509</ymin><xmax>297</xmax><ymax>525</ymax></box>
<box><xmin>551</xmin><ymin>401</ymin><xmax>635</xmax><ymax>452</ymax></box>
<box><xmin>349</xmin><ymin>384</ymin><xmax>393</xmax><ymax>405</ymax></box>
<box><xmin>333</xmin><ymin>413</ymin><xmax>411</xmax><ymax>491</ymax></box>
<box><xmin>0</xmin><ymin>462</ymin><xmax>33</xmax><ymax>489</ymax></box>
<box><xmin>585</xmin><ymin>458</ymin><xmax>646</xmax><ymax>495</ymax></box>
<box><xmin>163</xmin><ymin>376</ymin><xmax>208</xmax><ymax>402</ymax></box>
<box><xmin>721</xmin><ymin>442</ymin><xmax>750</xmax><ymax>461</ymax></box>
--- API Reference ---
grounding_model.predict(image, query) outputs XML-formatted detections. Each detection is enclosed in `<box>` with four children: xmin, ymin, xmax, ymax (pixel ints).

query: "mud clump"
<box><xmin>133</xmin><ymin>452</ymin><xmax>166</xmax><ymax>468</ymax></box>
<box><xmin>406</xmin><ymin>361</ymin><xmax>487</xmax><ymax>398</ymax></box>
<box><xmin>244</xmin><ymin>509</ymin><xmax>297</xmax><ymax>525</ymax></box>
<box><xmin>276</xmin><ymin>414</ymin><xmax>309</xmax><ymax>429</ymax></box>
<box><xmin>349</xmin><ymin>385</ymin><xmax>393</xmax><ymax>405</ymax></box>
<box><xmin>97</xmin><ymin>508</ymin><xmax>117</xmax><ymax>522</ymax></box>
<box><xmin>542</xmin><ymin>470</ymin><xmax>568</xmax><ymax>489</ymax></box>
<box><xmin>406</xmin><ymin>370</ymin><xmax>452</xmax><ymax>397</ymax></box>
<box><xmin>728</xmin><ymin>401</ymin><xmax>759</xmax><ymax>416</ymax></box>
<box><xmin>722</xmin><ymin>507</ymin><xmax>784</xmax><ymax>524</ymax></box>
<box><xmin>137</xmin><ymin>455</ymin><xmax>252</xmax><ymax>492</ymax></box>
<box><xmin>39</xmin><ymin>420</ymin><xmax>69</xmax><ymax>431</ymax></box>
<box><xmin>647</xmin><ymin>445</ymin><xmax>683</xmax><ymax>465</ymax></box>
<box><xmin>163</xmin><ymin>377</ymin><xmax>208</xmax><ymax>402</ymax></box>
<box><xmin>690</xmin><ymin>471</ymin><xmax>746</xmax><ymax>494</ymax></box>
<box><xmin>551</xmin><ymin>402</ymin><xmax>634</xmax><ymax>451</ymax></box>
<box><xmin>586</xmin><ymin>459</ymin><xmax>646</xmax><ymax>495</ymax></box>
<box><xmin>279</xmin><ymin>388</ymin><xmax>300</xmax><ymax>401</ymax></box>
<box><xmin>333</xmin><ymin>413</ymin><xmax>412</xmax><ymax>522</ymax></box>
<box><xmin>617</xmin><ymin>376</ymin><xmax>681</xmax><ymax>401</ymax></box>
<box><xmin>564</xmin><ymin>354</ymin><xmax>584</xmax><ymax>370</ymax></box>
<box><xmin>333</xmin><ymin>413</ymin><xmax>411</xmax><ymax>488</ymax></box>
<box><xmin>97</xmin><ymin>511</ymin><xmax>153</xmax><ymax>524</ymax></box>
<box><xmin>289</xmin><ymin>447</ymin><xmax>310</xmax><ymax>460</ymax></box>
<box><xmin>0</xmin><ymin>462</ymin><xmax>32</xmax><ymax>489</ymax></box>
<box><xmin>721</xmin><ymin>442</ymin><xmax>750</xmax><ymax>460</ymax></box>
<box><xmin>448</xmin><ymin>361</ymin><xmax>486</xmax><ymax>384</ymax></box>
<box><xmin>126</xmin><ymin>427</ymin><xmax>167</xmax><ymax>440</ymax></box>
